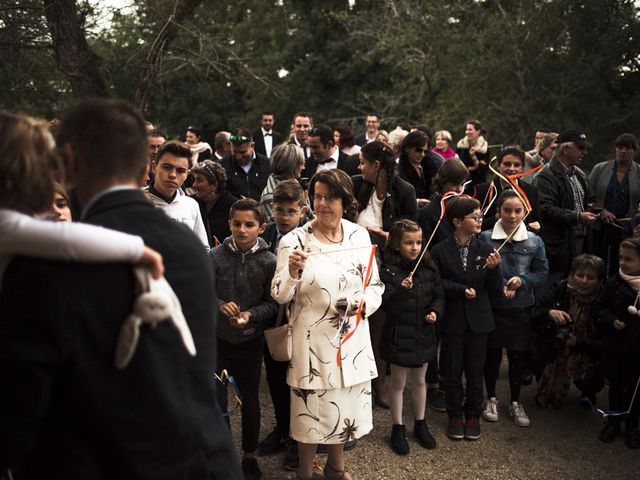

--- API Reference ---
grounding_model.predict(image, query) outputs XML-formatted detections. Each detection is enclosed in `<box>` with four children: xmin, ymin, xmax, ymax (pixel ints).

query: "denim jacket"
<box><xmin>479</xmin><ymin>222</ymin><xmax>549</xmax><ymax>309</ymax></box>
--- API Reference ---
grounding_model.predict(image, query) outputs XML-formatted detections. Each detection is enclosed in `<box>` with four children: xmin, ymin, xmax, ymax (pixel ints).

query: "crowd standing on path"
<box><xmin>0</xmin><ymin>102</ymin><xmax>639</xmax><ymax>480</ymax></box>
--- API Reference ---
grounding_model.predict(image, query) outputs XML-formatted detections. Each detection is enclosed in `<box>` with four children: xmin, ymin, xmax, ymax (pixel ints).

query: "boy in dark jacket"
<box><xmin>211</xmin><ymin>198</ymin><xmax>278</xmax><ymax>479</ymax></box>
<box><xmin>258</xmin><ymin>180</ymin><xmax>307</xmax><ymax>467</ymax></box>
<box><xmin>430</xmin><ymin>196</ymin><xmax>502</xmax><ymax>442</ymax></box>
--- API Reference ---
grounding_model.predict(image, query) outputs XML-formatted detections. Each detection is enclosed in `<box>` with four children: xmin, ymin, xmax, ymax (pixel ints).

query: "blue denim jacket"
<box><xmin>479</xmin><ymin>226</ymin><xmax>549</xmax><ymax>309</ymax></box>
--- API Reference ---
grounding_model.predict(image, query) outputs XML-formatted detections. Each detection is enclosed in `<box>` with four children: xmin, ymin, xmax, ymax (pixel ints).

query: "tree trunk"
<box><xmin>43</xmin><ymin>0</ymin><xmax>109</xmax><ymax>99</ymax></box>
<box><xmin>134</xmin><ymin>0</ymin><xmax>204</xmax><ymax>114</ymax></box>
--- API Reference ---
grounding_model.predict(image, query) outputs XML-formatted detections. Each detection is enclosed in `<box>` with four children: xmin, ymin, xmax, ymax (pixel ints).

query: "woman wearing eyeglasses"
<box><xmin>397</xmin><ymin>130</ymin><xmax>439</xmax><ymax>207</ymax></box>
<box><xmin>271</xmin><ymin>169</ymin><xmax>384</xmax><ymax>480</ymax></box>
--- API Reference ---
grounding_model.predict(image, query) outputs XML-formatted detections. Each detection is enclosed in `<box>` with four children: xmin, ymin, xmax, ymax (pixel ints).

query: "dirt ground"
<box><xmin>229</xmin><ymin>360</ymin><xmax>639</xmax><ymax>480</ymax></box>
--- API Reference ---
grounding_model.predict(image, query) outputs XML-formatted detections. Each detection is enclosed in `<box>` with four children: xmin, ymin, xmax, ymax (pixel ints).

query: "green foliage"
<box><xmin>2</xmin><ymin>0</ymin><xmax>640</xmax><ymax>165</ymax></box>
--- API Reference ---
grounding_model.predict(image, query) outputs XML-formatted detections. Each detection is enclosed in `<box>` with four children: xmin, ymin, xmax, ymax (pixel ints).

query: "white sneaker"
<box><xmin>509</xmin><ymin>401</ymin><xmax>530</xmax><ymax>427</ymax></box>
<box><xmin>482</xmin><ymin>397</ymin><xmax>499</xmax><ymax>422</ymax></box>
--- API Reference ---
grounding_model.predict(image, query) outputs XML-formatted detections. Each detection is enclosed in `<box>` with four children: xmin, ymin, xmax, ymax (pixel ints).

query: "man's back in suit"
<box><xmin>0</xmin><ymin>99</ymin><xmax>241</xmax><ymax>480</ymax></box>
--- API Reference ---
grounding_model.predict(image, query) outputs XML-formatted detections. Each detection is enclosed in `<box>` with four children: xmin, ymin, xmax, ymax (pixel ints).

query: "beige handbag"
<box><xmin>264</xmin><ymin>303</ymin><xmax>292</xmax><ymax>361</ymax></box>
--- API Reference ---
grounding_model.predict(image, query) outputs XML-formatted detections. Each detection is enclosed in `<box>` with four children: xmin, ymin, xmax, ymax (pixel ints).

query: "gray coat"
<box><xmin>588</xmin><ymin>160</ymin><xmax>640</xmax><ymax>224</ymax></box>
<box><xmin>211</xmin><ymin>237</ymin><xmax>278</xmax><ymax>343</ymax></box>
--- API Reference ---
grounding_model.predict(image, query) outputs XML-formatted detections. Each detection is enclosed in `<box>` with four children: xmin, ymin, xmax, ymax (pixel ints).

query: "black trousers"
<box><xmin>217</xmin><ymin>337</ymin><xmax>263</xmax><ymax>453</ymax></box>
<box><xmin>602</xmin><ymin>349</ymin><xmax>640</xmax><ymax>426</ymax></box>
<box><xmin>263</xmin><ymin>343</ymin><xmax>291</xmax><ymax>437</ymax></box>
<box><xmin>442</xmin><ymin>329</ymin><xmax>488</xmax><ymax>419</ymax></box>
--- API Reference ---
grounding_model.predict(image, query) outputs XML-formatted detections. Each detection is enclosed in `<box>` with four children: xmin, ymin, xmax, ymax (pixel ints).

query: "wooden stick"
<box><xmin>409</xmin><ymin>218</ymin><xmax>442</xmax><ymax>278</ymax></box>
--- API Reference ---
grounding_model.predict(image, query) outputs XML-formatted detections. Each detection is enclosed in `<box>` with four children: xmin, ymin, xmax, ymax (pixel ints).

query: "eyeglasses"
<box><xmin>230</xmin><ymin>134</ymin><xmax>250</xmax><ymax>143</ymax></box>
<box><xmin>464</xmin><ymin>214</ymin><xmax>484</xmax><ymax>222</ymax></box>
<box><xmin>274</xmin><ymin>207</ymin><xmax>303</xmax><ymax>217</ymax></box>
<box><xmin>312</xmin><ymin>193</ymin><xmax>338</xmax><ymax>203</ymax></box>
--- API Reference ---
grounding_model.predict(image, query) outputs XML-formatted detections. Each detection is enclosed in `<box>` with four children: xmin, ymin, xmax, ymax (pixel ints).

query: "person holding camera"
<box><xmin>534</xmin><ymin>255</ymin><xmax>606</xmax><ymax>410</ymax></box>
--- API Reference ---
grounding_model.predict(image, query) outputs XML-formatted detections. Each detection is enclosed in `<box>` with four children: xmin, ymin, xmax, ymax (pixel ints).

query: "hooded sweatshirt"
<box><xmin>211</xmin><ymin>236</ymin><xmax>278</xmax><ymax>343</ymax></box>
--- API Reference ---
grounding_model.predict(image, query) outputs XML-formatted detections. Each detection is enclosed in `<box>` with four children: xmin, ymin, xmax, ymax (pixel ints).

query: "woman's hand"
<box><xmin>401</xmin><ymin>277</ymin><xmax>414</xmax><ymax>289</ymax></box>
<box><xmin>288</xmin><ymin>248</ymin><xmax>308</xmax><ymax>279</ymax></box>
<box><xmin>425</xmin><ymin>312</ymin><xmax>437</xmax><ymax>324</ymax></box>
<box><xmin>464</xmin><ymin>288</ymin><xmax>476</xmax><ymax>299</ymax></box>
<box><xmin>527</xmin><ymin>221</ymin><xmax>541</xmax><ymax>233</ymax></box>
<box><xmin>485</xmin><ymin>249</ymin><xmax>501</xmax><ymax>269</ymax></box>
<box><xmin>613</xmin><ymin>319</ymin><xmax>626</xmax><ymax>330</ymax></box>
<box><xmin>548</xmin><ymin>309</ymin><xmax>571</xmax><ymax>325</ymax></box>
<box><xmin>138</xmin><ymin>246</ymin><xmax>164</xmax><ymax>279</ymax></box>
<box><xmin>366</xmin><ymin>226</ymin><xmax>388</xmax><ymax>239</ymax></box>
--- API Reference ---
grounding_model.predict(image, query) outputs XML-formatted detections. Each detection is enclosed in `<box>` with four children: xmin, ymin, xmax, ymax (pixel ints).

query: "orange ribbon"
<box><xmin>336</xmin><ymin>244</ymin><xmax>377</xmax><ymax>367</ymax></box>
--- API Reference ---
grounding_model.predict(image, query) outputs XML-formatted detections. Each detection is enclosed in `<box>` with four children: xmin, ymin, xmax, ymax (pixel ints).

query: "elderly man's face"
<box><xmin>565</xmin><ymin>142</ymin><xmax>587</xmax><ymax>166</ymax></box>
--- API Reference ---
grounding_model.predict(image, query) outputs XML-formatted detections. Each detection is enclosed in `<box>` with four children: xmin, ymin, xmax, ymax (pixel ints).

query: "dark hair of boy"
<box><xmin>273</xmin><ymin>179</ymin><xmax>305</xmax><ymax>206</ymax></box>
<box><xmin>445</xmin><ymin>196</ymin><xmax>481</xmax><ymax>224</ymax></box>
<box><xmin>156</xmin><ymin>140</ymin><xmax>192</xmax><ymax>163</ymax></box>
<box><xmin>229</xmin><ymin>197</ymin><xmax>266</xmax><ymax>224</ymax></box>
<box><xmin>497</xmin><ymin>146</ymin><xmax>525</xmax><ymax>165</ymax></box>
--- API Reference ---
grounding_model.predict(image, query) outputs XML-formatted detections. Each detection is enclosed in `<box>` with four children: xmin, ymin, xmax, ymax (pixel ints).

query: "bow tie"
<box><xmin>264</xmin><ymin>132</ymin><xmax>272</xmax><ymax>137</ymax></box>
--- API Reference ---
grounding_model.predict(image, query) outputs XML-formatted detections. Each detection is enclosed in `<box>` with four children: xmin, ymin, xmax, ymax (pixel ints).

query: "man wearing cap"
<box><xmin>303</xmin><ymin>124</ymin><xmax>360</xmax><ymax>179</ymax></box>
<box><xmin>534</xmin><ymin>129</ymin><xmax>598</xmax><ymax>277</ymax></box>
<box><xmin>220</xmin><ymin>127</ymin><xmax>270</xmax><ymax>201</ymax></box>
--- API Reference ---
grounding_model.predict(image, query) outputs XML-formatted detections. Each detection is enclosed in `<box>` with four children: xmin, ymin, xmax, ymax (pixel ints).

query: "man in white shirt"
<box><xmin>253</xmin><ymin>112</ymin><xmax>282</xmax><ymax>158</ymax></box>
<box><xmin>354</xmin><ymin>114</ymin><xmax>381</xmax><ymax>146</ymax></box>
<box><xmin>146</xmin><ymin>140</ymin><xmax>209</xmax><ymax>249</ymax></box>
<box><xmin>213</xmin><ymin>131</ymin><xmax>231</xmax><ymax>161</ymax></box>
<box><xmin>288</xmin><ymin>112</ymin><xmax>313</xmax><ymax>161</ymax></box>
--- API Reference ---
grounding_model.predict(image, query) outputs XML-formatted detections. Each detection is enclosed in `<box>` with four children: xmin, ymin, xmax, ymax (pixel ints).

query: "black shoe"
<box><xmin>427</xmin><ymin>389</ymin><xmax>447</xmax><ymax>413</ymax></box>
<box><xmin>464</xmin><ymin>416</ymin><xmax>481</xmax><ymax>441</ymax></box>
<box><xmin>317</xmin><ymin>439</ymin><xmax>356</xmax><ymax>454</ymax></box>
<box><xmin>599</xmin><ymin>420</ymin><xmax>620</xmax><ymax>443</ymax></box>
<box><xmin>447</xmin><ymin>417</ymin><xmax>464</xmax><ymax>440</ymax></box>
<box><xmin>626</xmin><ymin>428</ymin><xmax>640</xmax><ymax>449</ymax></box>
<box><xmin>258</xmin><ymin>426</ymin><xmax>288</xmax><ymax>455</ymax></box>
<box><xmin>282</xmin><ymin>441</ymin><xmax>299</xmax><ymax>471</ymax></box>
<box><xmin>390</xmin><ymin>424</ymin><xmax>410</xmax><ymax>455</ymax></box>
<box><xmin>241</xmin><ymin>457</ymin><xmax>263</xmax><ymax>480</ymax></box>
<box><xmin>413</xmin><ymin>419</ymin><xmax>437</xmax><ymax>449</ymax></box>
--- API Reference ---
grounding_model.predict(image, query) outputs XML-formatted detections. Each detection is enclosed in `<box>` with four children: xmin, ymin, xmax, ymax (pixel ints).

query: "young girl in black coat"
<box><xmin>380</xmin><ymin>220</ymin><xmax>445</xmax><ymax>455</ymax></box>
<box><xmin>597</xmin><ymin>238</ymin><xmax>640</xmax><ymax>448</ymax></box>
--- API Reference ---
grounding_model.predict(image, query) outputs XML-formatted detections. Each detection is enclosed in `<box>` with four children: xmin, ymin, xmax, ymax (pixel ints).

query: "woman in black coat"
<box><xmin>380</xmin><ymin>220</ymin><xmax>444</xmax><ymax>454</ymax></box>
<box><xmin>396</xmin><ymin>130</ymin><xmax>439</xmax><ymax>207</ymax></box>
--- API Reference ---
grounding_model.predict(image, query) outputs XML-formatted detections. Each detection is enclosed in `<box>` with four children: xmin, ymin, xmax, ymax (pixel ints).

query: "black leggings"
<box><xmin>484</xmin><ymin>347</ymin><xmax>525</xmax><ymax>403</ymax></box>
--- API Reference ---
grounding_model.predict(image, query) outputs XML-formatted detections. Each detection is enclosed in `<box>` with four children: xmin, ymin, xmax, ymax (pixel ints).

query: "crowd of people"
<box><xmin>0</xmin><ymin>102</ymin><xmax>639</xmax><ymax>480</ymax></box>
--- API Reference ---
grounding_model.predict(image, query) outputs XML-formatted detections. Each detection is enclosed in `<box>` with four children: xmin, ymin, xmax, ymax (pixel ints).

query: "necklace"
<box><xmin>316</xmin><ymin>224</ymin><xmax>344</xmax><ymax>244</ymax></box>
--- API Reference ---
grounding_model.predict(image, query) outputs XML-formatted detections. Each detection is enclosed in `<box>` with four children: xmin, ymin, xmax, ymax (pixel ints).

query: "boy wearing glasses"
<box><xmin>430</xmin><ymin>196</ymin><xmax>502</xmax><ymax>442</ymax></box>
<box><xmin>221</xmin><ymin>127</ymin><xmax>270</xmax><ymax>201</ymax></box>
<box><xmin>259</xmin><ymin>179</ymin><xmax>307</xmax><ymax>469</ymax></box>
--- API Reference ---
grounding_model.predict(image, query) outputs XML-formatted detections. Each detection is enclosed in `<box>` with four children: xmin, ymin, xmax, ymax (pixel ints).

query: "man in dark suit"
<box><xmin>303</xmin><ymin>124</ymin><xmax>360</xmax><ymax>179</ymax></box>
<box><xmin>220</xmin><ymin>127</ymin><xmax>270</xmax><ymax>200</ymax></box>
<box><xmin>0</xmin><ymin>99</ymin><xmax>242</xmax><ymax>480</ymax></box>
<box><xmin>354</xmin><ymin>113</ymin><xmax>381</xmax><ymax>146</ymax></box>
<box><xmin>287</xmin><ymin>111</ymin><xmax>313</xmax><ymax>161</ymax></box>
<box><xmin>253</xmin><ymin>111</ymin><xmax>282</xmax><ymax>159</ymax></box>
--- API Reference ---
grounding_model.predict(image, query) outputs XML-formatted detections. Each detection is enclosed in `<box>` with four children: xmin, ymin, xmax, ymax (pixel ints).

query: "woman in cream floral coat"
<box><xmin>272</xmin><ymin>169</ymin><xmax>384</xmax><ymax>480</ymax></box>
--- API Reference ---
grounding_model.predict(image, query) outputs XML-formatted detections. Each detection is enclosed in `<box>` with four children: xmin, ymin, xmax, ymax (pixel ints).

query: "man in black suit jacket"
<box><xmin>253</xmin><ymin>111</ymin><xmax>282</xmax><ymax>159</ymax></box>
<box><xmin>0</xmin><ymin>100</ymin><xmax>242</xmax><ymax>479</ymax></box>
<box><xmin>220</xmin><ymin>127</ymin><xmax>270</xmax><ymax>200</ymax></box>
<box><xmin>303</xmin><ymin>124</ymin><xmax>360</xmax><ymax>179</ymax></box>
